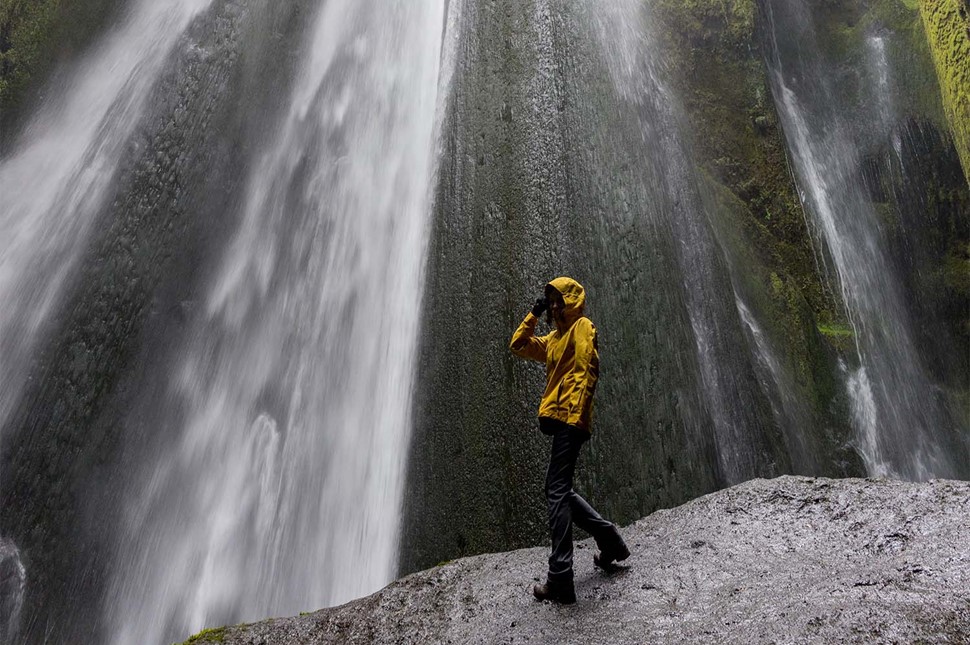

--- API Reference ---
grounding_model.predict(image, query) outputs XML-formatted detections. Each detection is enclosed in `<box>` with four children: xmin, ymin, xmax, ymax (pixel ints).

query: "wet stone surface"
<box><xmin>194</xmin><ymin>476</ymin><xmax>970</xmax><ymax>644</ymax></box>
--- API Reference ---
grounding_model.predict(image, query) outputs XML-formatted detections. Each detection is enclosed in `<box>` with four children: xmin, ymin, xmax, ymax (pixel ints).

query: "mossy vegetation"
<box><xmin>646</xmin><ymin>0</ymin><xmax>947</xmax><ymax>473</ymax></box>
<box><xmin>809</xmin><ymin>0</ymin><xmax>946</xmax><ymax>127</ymax></box>
<box><xmin>817</xmin><ymin>322</ymin><xmax>856</xmax><ymax>352</ymax></box>
<box><xmin>0</xmin><ymin>0</ymin><xmax>121</xmax><ymax>137</ymax></box>
<box><xmin>178</xmin><ymin>626</ymin><xmax>228</xmax><ymax>644</ymax></box>
<box><xmin>652</xmin><ymin>0</ymin><xmax>756</xmax><ymax>50</ymax></box>
<box><xmin>0</xmin><ymin>0</ymin><xmax>59</xmax><ymax>105</ymax></box>
<box><xmin>919</xmin><ymin>0</ymin><xmax>970</xmax><ymax>180</ymax></box>
<box><xmin>942</xmin><ymin>241</ymin><xmax>970</xmax><ymax>297</ymax></box>
<box><xmin>652</xmin><ymin>0</ymin><xmax>840</xmax><ymax>324</ymax></box>
<box><xmin>653</xmin><ymin>0</ymin><xmax>968</xmax><ymax>368</ymax></box>
<box><xmin>650</xmin><ymin>0</ymin><xmax>855</xmax><ymax>345</ymax></box>
<box><xmin>699</xmin><ymin>171</ymin><xmax>858</xmax><ymax>474</ymax></box>
<box><xmin>817</xmin><ymin>322</ymin><xmax>854</xmax><ymax>338</ymax></box>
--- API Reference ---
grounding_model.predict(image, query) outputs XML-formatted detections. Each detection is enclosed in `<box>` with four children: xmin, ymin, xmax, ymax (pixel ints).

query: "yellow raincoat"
<box><xmin>509</xmin><ymin>277</ymin><xmax>599</xmax><ymax>432</ymax></box>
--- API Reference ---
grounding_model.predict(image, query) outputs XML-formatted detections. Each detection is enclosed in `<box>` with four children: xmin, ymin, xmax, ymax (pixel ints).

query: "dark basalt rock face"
<box><xmin>188</xmin><ymin>476</ymin><xmax>970</xmax><ymax>644</ymax></box>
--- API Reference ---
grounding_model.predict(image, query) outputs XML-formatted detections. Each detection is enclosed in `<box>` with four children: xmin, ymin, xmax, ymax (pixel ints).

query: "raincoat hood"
<box><xmin>547</xmin><ymin>276</ymin><xmax>586</xmax><ymax>326</ymax></box>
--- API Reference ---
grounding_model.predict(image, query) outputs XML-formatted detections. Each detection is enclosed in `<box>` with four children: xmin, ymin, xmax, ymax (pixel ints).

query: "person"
<box><xmin>509</xmin><ymin>276</ymin><xmax>630</xmax><ymax>604</ymax></box>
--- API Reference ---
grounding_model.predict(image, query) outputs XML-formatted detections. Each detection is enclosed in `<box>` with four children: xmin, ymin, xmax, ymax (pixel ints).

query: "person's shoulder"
<box><xmin>575</xmin><ymin>316</ymin><xmax>596</xmax><ymax>332</ymax></box>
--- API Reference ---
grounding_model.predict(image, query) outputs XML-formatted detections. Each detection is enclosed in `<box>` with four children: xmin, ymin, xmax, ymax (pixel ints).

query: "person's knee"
<box><xmin>546</xmin><ymin>484</ymin><xmax>567</xmax><ymax>504</ymax></box>
<box><xmin>546</xmin><ymin>478</ymin><xmax>572</xmax><ymax>503</ymax></box>
<box><xmin>545</xmin><ymin>473</ymin><xmax>571</xmax><ymax>498</ymax></box>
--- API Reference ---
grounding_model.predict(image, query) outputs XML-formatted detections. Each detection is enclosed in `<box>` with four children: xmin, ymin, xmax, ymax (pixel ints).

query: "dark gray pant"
<box><xmin>541</xmin><ymin>418</ymin><xmax>621</xmax><ymax>583</ymax></box>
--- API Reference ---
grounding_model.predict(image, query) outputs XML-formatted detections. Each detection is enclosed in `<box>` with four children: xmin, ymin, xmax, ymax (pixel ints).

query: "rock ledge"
<box><xmin>185</xmin><ymin>476</ymin><xmax>970</xmax><ymax>644</ymax></box>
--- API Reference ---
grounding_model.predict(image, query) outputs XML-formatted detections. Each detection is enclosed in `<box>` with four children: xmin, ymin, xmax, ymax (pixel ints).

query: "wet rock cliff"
<box><xmin>402</xmin><ymin>0</ymin><xmax>968</xmax><ymax>577</ymax></box>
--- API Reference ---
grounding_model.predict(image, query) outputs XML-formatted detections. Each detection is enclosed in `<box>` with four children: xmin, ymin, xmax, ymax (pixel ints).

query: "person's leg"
<box><xmin>568</xmin><ymin>491</ymin><xmax>623</xmax><ymax>551</ymax></box>
<box><xmin>545</xmin><ymin>422</ymin><xmax>583</xmax><ymax>584</ymax></box>
<box><xmin>564</xmin><ymin>428</ymin><xmax>628</xmax><ymax>562</ymax></box>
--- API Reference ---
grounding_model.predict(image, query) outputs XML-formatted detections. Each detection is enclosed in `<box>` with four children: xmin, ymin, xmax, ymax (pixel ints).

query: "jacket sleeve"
<box><xmin>566</xmin><ymin>318</ymin><xmax>599</xmax><ymax>426</ymax></box>
<box><xmin>509</xmin><ymin>312</ymin><xmax>549</xmax><ymax>363</ymax></box>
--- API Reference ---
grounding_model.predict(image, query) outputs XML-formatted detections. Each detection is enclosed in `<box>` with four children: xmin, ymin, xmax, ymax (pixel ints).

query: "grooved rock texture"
<box><xmin>186</xmin><ymin>476</ymin><xmax>970</xmax><ymax>644</ymax></box>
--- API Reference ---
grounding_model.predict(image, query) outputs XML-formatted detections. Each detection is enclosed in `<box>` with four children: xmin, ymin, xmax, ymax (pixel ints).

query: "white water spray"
<box><xmin>104</xmin><ymin>1</ymin><xmax>452</xmax><ymax>642</ymax></box>
<box><xmin>0</xmin><ymin>4</ymin><xmax>213</xmax><ymax>634</ymax></box>
<box><xmin>0</xmin><ymin>538</ymin><xmax>26</xmax><ymax>642</ymax></box>
<box><xmin>0</xmin><ymin>0</ymin><xmax>214</xmax><ymax>431</ymax></box>
<box><xmin>584</xmin><ymin>0</ymin><xmax>774</xmax><ymax>483</ymax></box>
<box><xmin>735</xmin><ymin>296</ymin><xmax>818</xmax><ymax>472</ymax></box>
<box><xmin>764</xmin><ymin>0</ymin><xmax>957</xmax><ymax>479</ymax></box>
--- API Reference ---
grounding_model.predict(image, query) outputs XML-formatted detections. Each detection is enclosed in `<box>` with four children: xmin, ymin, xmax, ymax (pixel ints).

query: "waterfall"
<box><xmin>0</xmin><ymin>2</ymin><xmax>214</xmax><ymax>639</ymax></box>
<box><xmin>735</xmin><ymin>296</ymin><xmax>819</xmax><ymax>473</ymax></box>
<box><xmin>102</xmin><ymin>1</ymin><xmax>450</xmax><ymax>642</ymax></box>
<box><xmin>0</xmin><ymin>0</ymin><xmax>214</xmax><ymax>442</ymax></box>
<box><xmin>762</xmin><ymin>0</ymin><xmax>967</xmax><ymax>479</ymax></box>
<box><xmin>1</xmin><ymin>0</ymin><xmax>453</xmax><ymax>641</ymax></box>
<box><xmin>2</xmin><ymin>0</ymin><xmax>965</xmax><ymax>640</ymax></box>
<box><xmin>583</xmin><ymin>0</ymin><xmax>782</xmax><ymax>484</ymax></box>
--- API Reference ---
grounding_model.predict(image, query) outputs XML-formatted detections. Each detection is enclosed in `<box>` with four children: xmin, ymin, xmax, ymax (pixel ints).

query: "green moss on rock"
<box><xmin>0</xmin><ymin>0</ymin><xmax>122</xmax><ymax>136</ymax></box>
<box><xmin>809</xmin><ymin>0</ymin><xmax>948</xmax><ymax>140</ymax></box>
<box><xmin>920</xmin><ymin>0</ymin><xmax>970</xmax><ymax>181</ymax></box>
<box><xmin>817</xmin><ymin>322</ymin><xmax>854</xmax><ymax>338</ymax></box>
<box><xmin>652</xmin><ymin>0</ymin><xmax>756</xmax><ymax>51</ymax></box>
<box><xmin>0</xmin><ymin>0</ymin><xmax>60</xmax><ymax>104</ymax></box>
<box><xmin>651</xmin><ymin>0</ymin><xmax>839</xmax><ymax>322</ymax></box>
<box><xmin>942</xmin><ymin>242</ymin><xmax>970</xmax><ymax>296</ymax></box>
<box><xmin>649</xmin><ymin>0</ymin><xmax>870</xmax><ymax>473</ymax></box>
<box><xmin>699</xmin><ymin>172</ymin><xmax>858</xmax><ymax>475</ymax></box>
<box><xmin>178</xmin><ymin>626</ymin><xmax>228</xmax><ymax>644</ymax></box>
<box><xmin>817</xmin><ymin>322</ymin><xmax>856</xmax><ymax>353</ymax></box>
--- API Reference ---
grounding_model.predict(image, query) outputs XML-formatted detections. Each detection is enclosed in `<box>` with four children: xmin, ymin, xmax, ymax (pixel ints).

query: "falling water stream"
<box><xmin>104</xmin><ymin>1</ymin><xmax>450</xmax><ymax>641</ymax></box>
<box><xmin>0</xmin><ymin>538</ymin><xmax>25</xmax><ymax>643</ymax></box>
<box><xmin>583</xmin><ymin>0</ymin><xmax>783</xmax><ymax>484</ymax></box>
<box><xmin>0</xmin><ymin>0</ymin><xmax>215</xmax><ymax>441</ymax></box>
<box><xmin>762</xmin><ymin>0</ymin><xmax>967</xmax><ymax>479</ymax></box>
<box><xmin>1</xmin><ymin>0</ymin><xmax>453</xmax><ymax>641</ymax></box>
<box><xmin>0</xmin><ymin>2</ymin><xmax>215</xmax><ymax>639</ymax></box>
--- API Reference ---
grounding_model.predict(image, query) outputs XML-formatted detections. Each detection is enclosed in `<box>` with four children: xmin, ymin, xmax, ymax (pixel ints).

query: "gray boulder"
<box><xmin>186</xmin><ymin>476</ymin><xmax>970</xmax><ymax>644</ymax></box>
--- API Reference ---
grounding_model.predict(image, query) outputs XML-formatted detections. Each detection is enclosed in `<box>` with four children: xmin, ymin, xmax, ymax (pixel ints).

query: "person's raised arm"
<box><xmin>509</xmin><ymin>298</ymin><xmax>550</xmax><ymax>363</ymax></box>
<box><xmin>566</xmin><ymin>318</ymin><xmax>599</xmax><ymax>427</ymax></box>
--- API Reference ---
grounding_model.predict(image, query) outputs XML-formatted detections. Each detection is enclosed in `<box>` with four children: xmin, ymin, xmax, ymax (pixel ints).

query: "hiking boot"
<box><xmin>532</xmin><ymin>579</ymin><xmax>576</xmax><ymax>604</ymax></box>
<box><xmin>593</xmin><ymin>538</ymin><xmax>631</xmax><ymax>570</ymax></box>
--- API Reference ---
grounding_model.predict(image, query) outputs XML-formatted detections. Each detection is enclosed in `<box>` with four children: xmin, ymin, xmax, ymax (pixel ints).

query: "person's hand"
<box><xmin>532</xmin><ymin>297</ymin><xmax>548</xmax><ymax>317</ymax></box>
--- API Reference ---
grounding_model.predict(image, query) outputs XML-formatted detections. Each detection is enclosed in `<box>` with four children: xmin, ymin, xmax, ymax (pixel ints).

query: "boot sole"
<box><xmin>594</xmin><ymin>546</ymin><xmax>630</xmax><ymax>570</ymax></box>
